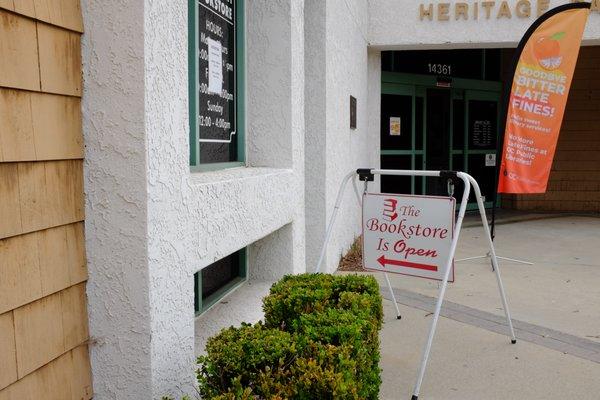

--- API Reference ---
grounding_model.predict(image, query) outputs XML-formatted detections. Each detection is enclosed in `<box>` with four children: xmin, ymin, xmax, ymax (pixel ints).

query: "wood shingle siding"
<box><xmin>0</xmin><ymin>0</ymin><xmax>91</xmax><ymax>397</ymax></box>
<box><xmin>0</xmin><ymin>89</ymin><xmax>83</xmax><ymax>161</ymax></box>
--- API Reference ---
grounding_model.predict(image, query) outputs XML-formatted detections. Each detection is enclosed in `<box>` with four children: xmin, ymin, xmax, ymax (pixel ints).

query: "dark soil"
<box><xmin>337</xmin><ymin>236</ymin><xmax>366</xmax><ymax>272</ymax></box>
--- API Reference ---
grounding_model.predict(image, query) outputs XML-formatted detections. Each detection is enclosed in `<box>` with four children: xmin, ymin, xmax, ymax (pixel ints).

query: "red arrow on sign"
<box><xmin>377</xmin><ymin>255</ymin><xmax>438</xmax><ymax>272</ymax></box>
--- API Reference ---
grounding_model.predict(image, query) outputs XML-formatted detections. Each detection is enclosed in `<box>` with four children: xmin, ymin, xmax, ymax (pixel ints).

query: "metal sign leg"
<box><xmin>315</xmin><ymin>173</ymin><xmax>403</xmax><ymax>319</ymax></box>
<box><xmin>411</xmin><ymin>173</ymin><xmax>517</xmax><ymax>399</ymax></box>
<box><xmin>355</xmin><ymin>177</ymin><xmax>402</xmax><ymax>320</ymax></box>
<box><xmin>315</xmin><ymin>172</ymin><xmax>355</xmax><ymax>274</ymax></box>
<box><xmin>384</xmin><ymin>272</ymin><xmax>402</xmax><ymax>319</ymax></box>
<box><xmin>468</xmin><ymin>176</ymin><xmax>517</xmax><ymax>344</ymax></box>
<box><xmin>410</xmin><ymin>174</ymin><xmax>471</xmax><ymax>400</ymax></box>
<box><xmin>497</xmin><ymin>255</ymin><xmax>533</xmax><ymax>265</ymax></box>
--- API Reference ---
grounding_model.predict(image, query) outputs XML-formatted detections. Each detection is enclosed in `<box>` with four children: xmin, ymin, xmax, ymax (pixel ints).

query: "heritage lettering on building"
<box><xmin>419</xmin><ymin>0</ymin><xmax>599</xmax><ymax>21</ymax></box>
<box><xmin>362</xmin><ymin>193</ymin><xmax>456</xmax><ymax>281</ymax></box>
<box><xmin>199</xmin><ymin>0</ymin><xmax>236</xmax><ymax>143</ymax></box>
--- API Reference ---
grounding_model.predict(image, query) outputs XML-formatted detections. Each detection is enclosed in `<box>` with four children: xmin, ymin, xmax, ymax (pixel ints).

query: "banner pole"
<box><xmin>491</xmin><ymin>78</ymin><xmax>511</xmax><ymax>240</ymax></box>
<box><xmin>492</xmin><ymin>7</ymin><xmax>527</xmax><ymax>241</ymax></box>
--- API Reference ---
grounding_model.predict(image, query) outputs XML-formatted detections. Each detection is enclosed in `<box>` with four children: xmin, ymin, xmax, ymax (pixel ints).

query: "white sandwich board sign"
<box><xmin>316</xmin><ymin>169</ymin><xmax>517</xmax><ymax>400</ymax></box>
<box><xmin>362</xmin><ymin>193</ymin><xmax>455</xmax><ymax>282</ymax></box>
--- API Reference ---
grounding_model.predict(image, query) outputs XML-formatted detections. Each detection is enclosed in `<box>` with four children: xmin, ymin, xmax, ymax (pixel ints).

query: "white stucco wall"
<box><xmin>369</xmin><ymin>0</ymin><xmax>600</xmax><ymax>49</ymax></box>
<box><xmin>245</xmin><ymin>0</ymin><xmax>306</xmax><ymax>280</ymax></box>
<box><xmin>367</xmin><ymin>50</ymin><xmax>383</xmax><ymax>192</ymax></box>
<box><xmin>324</xmin><ymin>0</ymin><xmax>374</xmax><ymax>272</ymax></box>
<box><xmin>83</xmin><ymin>0</ymin><xmax>305</xmax><ymax>398</ymax></box>
<box><xmin>304</xmin><ymin>0</ymin><xmax>327</xmax><ymax>273</ymax></box>
<box><xmin>81</xmin><ymin>1</ymin><xmax>153</xmax><ymax>398</ymax></box>
<box><xmin>305</xmin><ymin>0</ymin><xmax>377</xmax><ymax>273</ymax></box>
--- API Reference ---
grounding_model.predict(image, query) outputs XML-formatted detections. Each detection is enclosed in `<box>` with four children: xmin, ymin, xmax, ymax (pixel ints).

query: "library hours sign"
<box><xmin>198</xmin><ymin>0</ymin><xmax>238</xmax><ymax>163</ymax></box>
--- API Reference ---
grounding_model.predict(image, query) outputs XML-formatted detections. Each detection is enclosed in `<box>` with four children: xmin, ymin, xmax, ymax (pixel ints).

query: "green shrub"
<box><xmin>262</xmin><ymin>274</ymin><xmax>336</xmax><ymax>329</ymax></box>
<box><xmin>196</xmin><ymin>274</ymin><xmax>383</xmax><ymax>400</ymax></box>
<box><xmin>197</xmin><ymin>322</ymin><xmax>298</xmax><ymax>399</ymax></box>
<box><xmin>292</xmin><ymin>307</ymin><xmax>381</xmax><ymax>399</ymax></box>
<box><xmin>263</xmin><ymin>273</ymin><xmax>382</xmax><ymax>330</ymax></box>
<box><xmin>198</xmin><ymin>325</ymin><xmax>368</xmax><ymax>399</ymax></box>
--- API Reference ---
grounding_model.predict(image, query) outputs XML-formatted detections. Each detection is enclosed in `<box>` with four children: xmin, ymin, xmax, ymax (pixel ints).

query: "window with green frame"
<box><xmin>194</xmin><ymin>248</ymin><xmax>247</xmax><ymax>315</ymax></box>
<box><xmin>189</xmin><ymin>0</ymin><xmax>245</xmax><ymax>170</ymax></box>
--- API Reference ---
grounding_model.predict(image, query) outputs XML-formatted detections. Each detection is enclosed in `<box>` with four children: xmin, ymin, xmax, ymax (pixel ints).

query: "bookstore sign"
<box><xmin>198</xmin><ymin>0</ymin><xmax>237</xmax><ymax>160</ymax></box>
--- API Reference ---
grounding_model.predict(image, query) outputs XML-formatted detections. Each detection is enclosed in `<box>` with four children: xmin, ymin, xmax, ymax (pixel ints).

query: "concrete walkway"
<box><xmin>378</xmin><ymin>300</ymin><xmax>600</xmax><ymax>400</ymax></box>
<box><xmin>195</xmin><ymin>217</ymin><xmax>600</xmax><ymax>399</ymax></box>
<box><xmin>369</xmin><ymin>216</ymin><xmax>600</xmax><ymax>400</ymax></box>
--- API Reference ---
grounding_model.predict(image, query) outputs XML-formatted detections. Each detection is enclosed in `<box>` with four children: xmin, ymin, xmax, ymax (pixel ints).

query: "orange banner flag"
<box><xmin>498</xmin><ymin>3</ymin><xmax>590</xmax><ymax>194</ymax></box>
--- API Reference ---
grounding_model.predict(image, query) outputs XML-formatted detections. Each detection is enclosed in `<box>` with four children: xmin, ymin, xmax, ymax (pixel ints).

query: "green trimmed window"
<box><xmin>194</xmin><ymin>248</ymin><xmax>247</xmax><ymax>315</ymax></box>
<box><xmin>189</xmin><ymin>0</ymin><xmax>245</xmax><ymax>170</ymax></box>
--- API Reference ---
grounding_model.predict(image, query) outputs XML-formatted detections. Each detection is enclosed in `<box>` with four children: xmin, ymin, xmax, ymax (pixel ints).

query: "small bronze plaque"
<box><xmin>350</xmin><ymin>95</ymin><xmax>357</xmax><ymax>129</ymax></box>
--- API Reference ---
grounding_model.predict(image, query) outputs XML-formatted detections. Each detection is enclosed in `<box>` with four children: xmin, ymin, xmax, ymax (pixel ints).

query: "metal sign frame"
<box><xmin>315</xmin><ymin>168</ymin><xmax>517</xmax><ymax>400</ymax></box>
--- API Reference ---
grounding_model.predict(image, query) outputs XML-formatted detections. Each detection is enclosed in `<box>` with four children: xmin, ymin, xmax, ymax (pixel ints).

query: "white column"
<box><xmin>367</xmin><ymin>50</ymin><xmax>382</xmax><ymax>192</ymax></box>
<box><xmin>247</xmin><ymin>0</ymin><xmax>306</xmax><ymax>278</ymax></box>
<box><xmin>144</xmin><ymin>0</ymin><xmax>196</xmax><ymax>397</ymax></box>
<box><xmin>82</xmin><ymin>0</ymin><xmax>155</xmax><ymax>398</ymax></box>
<box><xmin>304</xmin><ymin>0</ymin><xmax>328</xmax><ymax>272</ymax></box>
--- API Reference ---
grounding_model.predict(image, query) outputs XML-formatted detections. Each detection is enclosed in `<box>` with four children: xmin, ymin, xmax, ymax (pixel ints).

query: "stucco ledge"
<box><xmin>189</xmin><ymin>166</ymin><xmax>295</xmax><ymax>186</ymax></box>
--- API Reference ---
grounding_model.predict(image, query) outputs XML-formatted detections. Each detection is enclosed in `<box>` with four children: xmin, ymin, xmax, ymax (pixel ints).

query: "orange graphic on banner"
<box><xmin>498</xmin><ymin>6</ymin><xmax>590</xmax><ymax>193</ymax></box>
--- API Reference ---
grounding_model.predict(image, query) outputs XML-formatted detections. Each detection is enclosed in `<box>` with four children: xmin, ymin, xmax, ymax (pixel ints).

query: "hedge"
<box><xmin>263</xmin><ymin>273</ymin><xmax>383</xmax><ymax>331</ymax></box>
<box><xmin>195</xmin><ymin>273</ymin><xmax>384</xmax><ymax>399</ymax></box>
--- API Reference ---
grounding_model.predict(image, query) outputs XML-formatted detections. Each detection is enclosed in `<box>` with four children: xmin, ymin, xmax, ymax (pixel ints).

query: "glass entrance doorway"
<box><xmin>381</xmin><ymin>73</ymin><xmax>501</xmax><ymax>208</ymax></box>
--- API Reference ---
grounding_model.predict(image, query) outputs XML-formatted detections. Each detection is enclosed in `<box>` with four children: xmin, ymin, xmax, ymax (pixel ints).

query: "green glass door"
<box><xmin>425</xmin><ymin>88</ymin><xmax>452</xmax><ymax>197</ymax></box>
<box><xmin>380</xmin><ymin>83</ymin><xmax>419</xmax><ymax>195</ymax></box>
<box><xmin>463</xmin><ymin>90</ymin><xmax>501</xmax><ymax>208</ymax></box>
<box><xmin>381</xmin><ymin>73</ymin><xmax>501</xmax><ymax>208</ymax></box>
